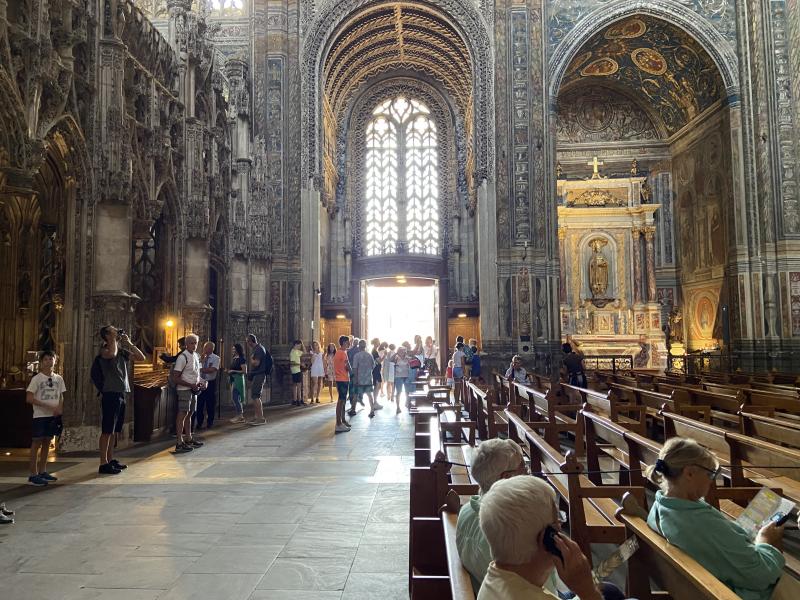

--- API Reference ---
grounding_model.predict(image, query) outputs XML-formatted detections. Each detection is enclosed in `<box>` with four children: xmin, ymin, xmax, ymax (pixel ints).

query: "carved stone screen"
<box><xmin>364</xmin><ymin>97</ymin><xmax>440</xmax><ymax>256</ymax></box>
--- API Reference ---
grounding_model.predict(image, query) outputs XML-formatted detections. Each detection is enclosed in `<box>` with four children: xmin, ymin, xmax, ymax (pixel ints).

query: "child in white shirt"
<box><xmin>25</xmin><ymin>350</ymin><xmax>65</xmax><ymax>486</ymax></box>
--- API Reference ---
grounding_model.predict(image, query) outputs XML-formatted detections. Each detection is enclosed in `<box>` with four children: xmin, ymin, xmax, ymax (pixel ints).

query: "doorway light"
<box><xmin>165</xmin><ymin>319</ymin><xmax>175</xmax><ymax>328</ymax></box>
<box><xmin>336</xmin><ymin>314</ymin><xmax>346</xmax><ymax>319</ymax></box>
<box><xmin>457</xmin><ymin>313</ymin><xmax>467</xmax><ymax>318</ymax></box>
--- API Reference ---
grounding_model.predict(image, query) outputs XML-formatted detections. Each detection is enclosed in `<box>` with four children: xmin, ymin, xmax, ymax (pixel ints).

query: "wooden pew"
<box><xmin>662</xmin><ymin>411</ymin><xmax>800</xmax><ymax>505</ymax></box>
<box><xmin>513</xmin><ymin>382</ymin><xmax>584</xmax><ymax>456</ymax></box>
<box><xmin>561</xmin><ymin>383</ymin><xmax>647</xmax><ymax>435</ymax></box>
<box><xmin>616</xmin><ymin>493</ymin><xmax>743</xmax><ymax>600</ymax></box>
<box><xmin>653</xmin><ymin>381</ymin><xmax>744</xmax><ymax>428</ymax></box>
<box><xmin>505</xmin><ymin>410</ymin><xmax>644</xmax><ymax>562</ymax></box>
<box><xmin>466</xmin><ymin>382</ymin><xmax>507</xmax><ymax>441</ymax></box>
<box><xmin>437</xmin><ymin>404</ymin><xmax>477</xmax><ymax>446</ymax></box>
<box><xmin>740</xmin><ymin>411</ymin><xmax>800</xmax><ymax>449</ymax></box>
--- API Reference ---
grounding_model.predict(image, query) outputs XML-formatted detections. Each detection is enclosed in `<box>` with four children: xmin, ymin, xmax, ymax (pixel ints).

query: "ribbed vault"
<box><xmin>322</xmin><ymin>2</ymin><xmax>473</xmax><ymax>120</ymax></box>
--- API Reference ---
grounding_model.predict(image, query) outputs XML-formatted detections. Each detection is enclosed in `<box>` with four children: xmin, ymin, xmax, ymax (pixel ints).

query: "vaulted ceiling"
<box><xmin>559</xmin><ymin>15</ymin><xmax>725</xmax><ymax>136</ymax></box>
<box><xmin>322</xmin><ymin>2</ymin><xmax>473</xmax><ymax>119</ymax></box>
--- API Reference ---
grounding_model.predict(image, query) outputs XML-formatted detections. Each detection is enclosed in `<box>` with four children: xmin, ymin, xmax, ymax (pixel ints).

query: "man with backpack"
<box><xmin>92</xmin><ymin>326</ymin><xmax>145</xmax><ymax>474</ymax></box>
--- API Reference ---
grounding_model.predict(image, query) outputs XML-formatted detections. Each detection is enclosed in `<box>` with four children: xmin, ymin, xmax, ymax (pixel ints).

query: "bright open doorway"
<box><xmin>365</xmin><ymin>278</ymin><xmax>437</xmax><ymax>347</ymax></box>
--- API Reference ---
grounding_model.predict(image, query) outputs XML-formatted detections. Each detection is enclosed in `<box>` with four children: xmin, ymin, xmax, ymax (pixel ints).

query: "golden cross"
<box><xmin>587</xmin><ymin>156</ymin><xmax>604</xmax><ymax>179</ymax></box>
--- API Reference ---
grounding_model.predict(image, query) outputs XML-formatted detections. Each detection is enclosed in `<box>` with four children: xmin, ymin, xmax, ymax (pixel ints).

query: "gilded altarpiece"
<box><xmin>558</xmin><ymin>167</ymin><xmax>664</xmax><ymax>367</ymax></box>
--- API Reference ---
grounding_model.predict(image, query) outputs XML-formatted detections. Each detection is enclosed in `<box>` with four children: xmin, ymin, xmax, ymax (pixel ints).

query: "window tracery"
<box><xmin>364</xmin><ymin>96</ymin><xmax>440</xmax><ymax>256</ymax></box>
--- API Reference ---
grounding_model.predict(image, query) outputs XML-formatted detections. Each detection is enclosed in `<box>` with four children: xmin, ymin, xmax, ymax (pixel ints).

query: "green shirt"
<box><xmin>290</xmin><ymin>348</ymin><xmax>302</xmax><ymax>374</ymax></box>
<box><xmin>647</xmin><ymin>491</ymin><xmax>785</xmax><ymax>600</ymax></box>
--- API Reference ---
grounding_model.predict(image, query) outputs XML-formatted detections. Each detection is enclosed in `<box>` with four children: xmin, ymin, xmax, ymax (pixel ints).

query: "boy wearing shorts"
<box><xmin>26</xmin><ymin>350</ymin><xmax>64</xmax><ymax>486</ymax></box>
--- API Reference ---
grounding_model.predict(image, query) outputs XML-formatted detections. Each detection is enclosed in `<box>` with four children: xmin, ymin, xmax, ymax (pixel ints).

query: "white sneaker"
<box><xmin>373</xmin><ymin>403</ymin><xmax>383</xmax><ymax>410</ymax></box>
<box><xmin>229</xmin><ymin>415</ymin><xmax>246</xmax><ymax>423</ymax></box>
<box><xmin>249</xmin><ymin>419</ymin><xmax>267</xmax><ymax>426</ymax></box>
<box><xmin>335</xmin><ymin>424</ymin><xmax>350</xmax><ymax>433</ymax></box>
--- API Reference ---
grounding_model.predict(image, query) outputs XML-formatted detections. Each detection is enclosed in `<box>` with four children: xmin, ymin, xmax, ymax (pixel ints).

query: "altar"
<box><xmin>558</xmin><ymin>158</ymin><xmax>666</xmax><ymax>368</ymax></box>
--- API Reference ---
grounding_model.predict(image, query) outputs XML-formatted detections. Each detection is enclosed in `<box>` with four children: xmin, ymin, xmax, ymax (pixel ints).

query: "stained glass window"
<box><xmin>364</xmin><ymin>96</ymin><xmax>439</xmax><ymax>256</ymax></box>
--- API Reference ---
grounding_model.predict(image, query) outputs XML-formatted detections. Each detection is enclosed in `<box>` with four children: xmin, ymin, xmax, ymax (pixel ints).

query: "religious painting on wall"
<box><xmin>790</xmin><ymin>272</ymin><xmax>800</xmax><ymax>336</ymax></box>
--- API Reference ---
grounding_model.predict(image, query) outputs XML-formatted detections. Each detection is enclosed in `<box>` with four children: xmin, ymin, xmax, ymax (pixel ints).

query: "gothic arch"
<box><xmin>301</xmin><ymin>0</ymin><xmax>495</xmax><ymax>184</ymax></box>
<box><xmin>548</xmin><ymin>0</ymin><xmax>739</xmax><ymax>101</ymax></box>
<box><xmin>344</xmin><ymin>77</ymin><xmax>458</xmax><ymax>258</ymax></box>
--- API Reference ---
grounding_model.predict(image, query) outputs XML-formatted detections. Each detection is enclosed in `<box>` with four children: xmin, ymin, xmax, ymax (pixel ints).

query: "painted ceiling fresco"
<box><xmin>560</xmin><ymin>15</ymin><xmax>725</xmax><ymax>135</ymax></box>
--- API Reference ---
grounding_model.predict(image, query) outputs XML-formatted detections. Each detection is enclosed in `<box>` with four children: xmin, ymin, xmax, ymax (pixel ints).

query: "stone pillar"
<box><xmin>300</xmin><ymin>184</ymin><xmax>321</xmax><ymax>343</ymax></box>
<box><xmin>477</xmin><ymin>179</ymin><xmax>499</xmax><ymax>342</ymax></box>
<box><xmin>632</xmin><ymin>226</ymin><xmax>643</xmax><ymax>305</ymax></box>
<box><xmin>643</xmin><ymin>226</ymin><xmax>657</xmax><ymax>303</ymax></box>
<box><xmin>557</xmin><ymin>227</ymin><xmax>567</xmax><ymax>304</ymax></box>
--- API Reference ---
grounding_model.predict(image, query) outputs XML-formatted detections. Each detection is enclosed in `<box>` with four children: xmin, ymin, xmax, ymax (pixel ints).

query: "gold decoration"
<box><xmin>567</xmin><ymin>189</ymin><xmax>626</xmax><ymax>207</ymax></box>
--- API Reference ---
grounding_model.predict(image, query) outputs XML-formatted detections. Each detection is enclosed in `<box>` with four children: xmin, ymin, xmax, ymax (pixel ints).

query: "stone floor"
<box><xmin>0</xmin><ymin>400</ymin><xmax>413</xmax><ymax>600</ymax></box>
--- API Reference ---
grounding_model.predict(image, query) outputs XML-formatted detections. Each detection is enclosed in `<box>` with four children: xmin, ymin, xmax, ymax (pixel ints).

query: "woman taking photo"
<box><xmin>323</xmin><ymin>343</ymin><xmax>337</xmax><ymax>402</ymax></box>
<box><xmin>289</xmin><ymin>340</ymin><xmax>305</xmax><ymax>406</ymax></box>
<box><xmin>646</xmin><ymin>437</ymin><xmax>785</xmax><ymax>599</ymax></box>
<box><xmin>309</xmin><ymin>341</ymin><xmax>325</xmax><ymax>404</ymax></box>
<box><xmin>227</xmin><ymin>344</ymin><xmax>247</xmax><ymax>423</ymax></box>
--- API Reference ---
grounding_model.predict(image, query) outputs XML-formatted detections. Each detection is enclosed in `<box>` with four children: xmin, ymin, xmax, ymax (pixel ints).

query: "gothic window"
<box><xmin>364</xmin><ymin>96</ymin><xmax>440</xmax><ymax>256</ymax></box>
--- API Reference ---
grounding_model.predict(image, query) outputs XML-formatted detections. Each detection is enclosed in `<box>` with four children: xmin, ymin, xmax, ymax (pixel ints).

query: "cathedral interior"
<box><xmin>2</xmin><ymin>1</ymin><xmax>800</xmax><ymax>598</ymax></box>
<box><xmin>1</xmin><ymin>0</ymin><xmax>799</xmax><ymax>452</ymax></box>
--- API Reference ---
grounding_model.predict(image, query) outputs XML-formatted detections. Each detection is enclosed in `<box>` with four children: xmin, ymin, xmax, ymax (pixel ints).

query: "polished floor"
<box><xmin>0</xmin><ymin>401</ymin><xmax>413</xmax><ymax>600</ymax></box>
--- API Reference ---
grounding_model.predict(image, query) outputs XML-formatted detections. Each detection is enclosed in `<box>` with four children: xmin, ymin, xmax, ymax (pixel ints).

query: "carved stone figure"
<box><xmin>588</xmin><ymin>237</ymin><xmax>609</xmax><ymax>299</ymax></box>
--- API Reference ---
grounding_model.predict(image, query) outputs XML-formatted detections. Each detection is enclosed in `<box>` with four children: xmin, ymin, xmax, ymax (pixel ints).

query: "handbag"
<box><xmin>408</xmin><ymin>357</ymin><xmax>421</xmax><ymax>369</ymax></box>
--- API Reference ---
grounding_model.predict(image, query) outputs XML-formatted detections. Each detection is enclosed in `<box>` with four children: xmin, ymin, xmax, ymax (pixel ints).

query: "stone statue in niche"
<box><xmin>587</xmin><ymin>237</ymin><xmax>612</xmax><ymax>307</ymax></box>
<box><xmin>519</xmin><ymin>267</ymin><xmax>531</xmax><ymax>337</ymax></box>
<box><xmin>662</xmin><ymin>307</ymin><xmax>684</xmax><ymax>349</ymax></box>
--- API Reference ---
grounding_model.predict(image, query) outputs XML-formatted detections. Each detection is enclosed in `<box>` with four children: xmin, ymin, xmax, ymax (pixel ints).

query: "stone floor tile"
<box><xmin>83</xmin><ymin>557</ymin><xmax>197</xmax><ymax>589</ymax></box>
<box><xmin>351</xmin><ymin>543</ymin><xmax>408</xmax><ymax>573</ymax></box>
<box><xmin>341</xmin><ymin>571</ymin><xmax>408</xmax><ymax>599</ymax></box>
<box><xmin>157</xmin><ymin>573</ymin><xmax>262</xmax><ymax>600</ymax></box>
<box><xmin>186</xmin><ymin>544</ymin><xmax>283</xmax><ymax>574</ymax></box>
<box><xmin>256</xmin><ymin>557</ymin><xmax>351</xmax><ymax>591</ymax></box>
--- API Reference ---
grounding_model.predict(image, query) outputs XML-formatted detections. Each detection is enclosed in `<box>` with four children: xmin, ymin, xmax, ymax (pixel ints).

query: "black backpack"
<box><xmin>90</xmin><ymin>355</ymin><xmax>104</xmax><ymax>395</ymax></box>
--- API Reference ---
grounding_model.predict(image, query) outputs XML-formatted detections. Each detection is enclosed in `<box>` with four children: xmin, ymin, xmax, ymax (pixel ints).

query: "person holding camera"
<box><xmin>97</xmin><ymin>326</ymin><xmax>145</xmax><ymax>474</ymax></box>
<box><xmin>172</xmin><ymin>333</ymin><xmax>206</xmax><ymax>453</ymax></box>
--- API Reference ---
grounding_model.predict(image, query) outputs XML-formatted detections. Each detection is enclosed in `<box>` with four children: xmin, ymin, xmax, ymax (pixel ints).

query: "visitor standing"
<box><xmin>195</xmin><ymin>341</ymin><xmax>220</xmax><ymax>429</ymax></box>
<box><xmin>469</xmin><ymin>339</ymin><xmax>482</xmax><ymax>382</ymax></box>
<box><xmin>96</xmin><ymin>326</ymin><xmax>145</xmax><ymax>474</ymax></box>
<box><xmin>246</xmin><ymin>333</ymin><xmax>270</xmax><ymax>425</ymax></box>
<box><xmin>227</xmin><ymin>343</ymin><xmax>247</xmax><ymax>423</ymax></box>
<box><xmin>26</xmin><ymin>350</ymin><xmax>64</xmax><ymax>486</ymax></box>
<box><xmin>561</xmin><ymin>343</ymin><xmax>587</xmax><ymax>387</ymax></box>
<box><xmin>347</xmin><ymin>337</ymin><xmax>362</xmax><ymax>416</ymax></box>
<box><xmin>411</xmin><ymin>335</ymin><xmax>424</xmax><ymax>382</ymax></box>
<box><xmin>393</xmin><ymin>345</ymin><xmax>412</xmax><ymax>411</ymax></box>
<box><xmin>353</xmin><ymin>339</ymin><xmax>381</xmax><ymax>417</ymax></box>
<box><xmin>383</xmin><ymin>343</ymin><xmax>396</xmax><ymax>404</ymax></box>
<box><xmin>333</xmin><ymin>336</ymin><xmax>351</xmax><ymax>432</ymax></box>
<box><xmin>463</xmin><ymin>337</ymin><xmax>475</xmax><ymax>379</ymax></box>
<box><xmin>290</xmin><ymin>340</ymin><xmax>306</xmax><ymax>406</ymax></box>
<box><xmin>173</xmin><ymin>334</ymin><xmax>206</xmax><ymax>453</ymax></box>
<box><xmin>423</xmin><ymin>336</ymin><xmax>438</xmax><ymax>376</ymax></box>
<box><xmin>452</xmin><ymin>342</ymin><xmax>466</xmax><ymax>405</ymax></box>
<box><xmin>323</xmin><ymin>342</ymin><xmax>337</xmax><ymax>402</ymax></box>
<box><xmin>371</xmin><ymin>339</ymin><xmax>384</xmax><ymax>399</ymax></box>
<box><xmin>309</xmin><ymin>340</ymin><xmax>325</xmax><ymax>404</ymax></box>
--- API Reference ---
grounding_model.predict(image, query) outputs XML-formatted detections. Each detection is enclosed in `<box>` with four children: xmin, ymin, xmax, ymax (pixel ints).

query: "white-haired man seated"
<box><xmin>456</xmin><ymin>438</ymin><xmax>527</xmax><ymax>590</ymax></box>
<box><xmin>478</xmin><ymin>475</ymin><xmax>602</xmax><ymax>600</ymax></box>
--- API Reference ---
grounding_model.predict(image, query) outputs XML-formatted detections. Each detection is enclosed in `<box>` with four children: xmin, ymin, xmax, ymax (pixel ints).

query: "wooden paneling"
<box><xmin>320</xmin><ymin>318</ymin><xmax>352</xmax><ymax>349</ymax></box>
<box><xmin>447</xmin><ymin>317</ymin><xmax>480</xmax><ymax>351</ymax></box>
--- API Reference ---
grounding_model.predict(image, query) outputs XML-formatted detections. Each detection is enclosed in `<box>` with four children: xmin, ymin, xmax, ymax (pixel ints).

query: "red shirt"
<box><xmin>334</xmin><ymin>349</ymin><xmax>350</xmax><ymax>382</ymax></box>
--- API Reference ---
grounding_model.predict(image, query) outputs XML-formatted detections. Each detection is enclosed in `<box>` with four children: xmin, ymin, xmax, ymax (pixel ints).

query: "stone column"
<box><xmin>643</xmin><ymin>226</ymin><xmax>657</xmax><ymax>302</ymax></box>
<box><xmin>557</xmin><ymin>227</ymin><xmax>567</xmax><ymax>304</ymax></box>
<box><xmin>631</xmin><ymin>226</ymin><xmax>643</xmax><ymax>305</ymax></box>
<box><xmin>477</xmin><ymin>179</ymin><xmax>500</xmax><ymax>342</ymax></box>
<box><xmin>300</xmin><ymin>184</ymin><xmax>321</xmax><ymax>343</ymax></box>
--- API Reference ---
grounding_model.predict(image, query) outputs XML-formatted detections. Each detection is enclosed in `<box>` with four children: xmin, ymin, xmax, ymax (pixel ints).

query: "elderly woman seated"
<box><xmin>456</xmin><ymin>439</ymin><xmax>528</xmax><ymax>590</ymax></box>
<box><xmin>646</xmin><ymin>437</ymin><xmax>785</xmax><ymax>600</ymax></box>
<box><xmin>477</xmin><ymin>475</ymin><xmax>602</xmax><ymax>600</ymax></box>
